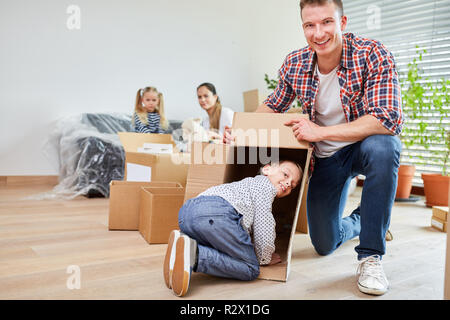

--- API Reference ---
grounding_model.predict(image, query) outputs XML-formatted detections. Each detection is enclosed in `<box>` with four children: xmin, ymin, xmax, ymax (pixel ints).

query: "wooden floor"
<box><xmin>0</xmin><ymin>183</ymin><xmax>447</xmax><ymax>300</ymax></box>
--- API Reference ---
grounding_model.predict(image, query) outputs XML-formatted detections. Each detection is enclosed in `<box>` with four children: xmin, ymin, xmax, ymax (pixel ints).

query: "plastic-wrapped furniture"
<box><xmin>41</xmin><ymin>113</ymin><xmax>182</xmax><ymax>199</ymax></box>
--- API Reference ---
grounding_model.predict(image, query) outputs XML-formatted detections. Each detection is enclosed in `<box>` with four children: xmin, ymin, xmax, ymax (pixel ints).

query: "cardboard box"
<box><xmin>243</xmin><ymin>89</ymin><xmax>265</xmax><ymax>113</ymax></box>
<box><xmin>108</xmin><ymin>180</ymin><xmax>182</xmax><ymax>230</ymax></box>
<box><xmin>184</xmin><ymin>112</ymin><xmax>312</xmax><ymax>282</ymax></box>
<box><xmin>118</xmin><ymin>132</ymin><xmax>190</xmax><ymax>186</ymax></box>
<box><xmin>431</xmin><ymin>215</ymin><xmax>447</xmax><ymax>232</ymax></box>
<box><xmin>432</xmin><ymin>206</ymin><xmax>448</xmax><ymax>222</ymax></box>
<box><xmin>139</xmin><ymin>186</ymin><xmax>185</xmax><ymax>244</ymax></box>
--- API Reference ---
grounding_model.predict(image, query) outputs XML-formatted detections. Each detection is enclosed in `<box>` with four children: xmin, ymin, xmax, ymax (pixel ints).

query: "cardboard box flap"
<box><xmin>118</xmin><ymin>132</ymin><xmax>175</xmax><ymax>153</ymax></box>
<box><xmin>231</xmin><ymin>112</ymin><xmax>310</xmax><ymax>149</ymax></box>
<box><xmin>286</xmin><ymin>148</ymin><xmax>312</xmax><ymax>275</ymax></box>
<box><xmin>184</xmin><ymin>142</ymin><xmax>231</xmax><ymax>202</ymax></box>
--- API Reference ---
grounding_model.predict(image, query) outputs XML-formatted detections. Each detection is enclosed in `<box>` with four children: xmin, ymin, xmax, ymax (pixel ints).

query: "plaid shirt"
<box><xmin>264</xmin><ymin>33</ymin><xmax>403</xmax><ymax>172</ymax></box>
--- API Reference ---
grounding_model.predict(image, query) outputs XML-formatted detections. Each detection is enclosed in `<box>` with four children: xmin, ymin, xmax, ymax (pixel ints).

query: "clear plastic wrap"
<box><xmin>29</xmin><ymin>113</ymin><xmax>133</xmax><ymax>200</ymax></box>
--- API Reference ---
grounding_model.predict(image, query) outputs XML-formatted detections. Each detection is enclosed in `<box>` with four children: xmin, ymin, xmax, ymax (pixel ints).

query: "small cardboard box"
<box><xmin>431</xmin><ymin>215</ymin><xmax>447</xmax><ymax>232</ymax></box>
<box><xmin>184</xmin><ymin>112</ymin><xmax>313</xmax><ymax>282</ymax></box>
<box><xmin>432</xmin><ymin>206</ymin><xmax>448</xmax><ymax>222</ymax></box>
<box><xmin>118</xmin><ymin>132</ymin><xmax>190</xmax><ymax>186</ymax></box>
<box><xmin>108</xmin><ymin>180</ymin><xmax>182</xmax><ymax>230</ymax></box>
<box><xmin>139</xmin><ymin>186</ymin><xmax>185</xmax><ymax>244</ymax></box>
<box><xmin>243</xmin><ymin>89</ymin><xmax>265</xmax><ymax>113</ymax></box>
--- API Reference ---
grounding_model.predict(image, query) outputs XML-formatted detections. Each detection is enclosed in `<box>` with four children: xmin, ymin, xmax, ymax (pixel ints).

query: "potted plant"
<box><xmin>264</xmin><ymin>74</ymin><xmax>303</xmax><ymax>111</ymax></box>
<box><xmin>400</xmin><ymin>47</ymin><xmax>450</xmax><ymax>206</ymax></box>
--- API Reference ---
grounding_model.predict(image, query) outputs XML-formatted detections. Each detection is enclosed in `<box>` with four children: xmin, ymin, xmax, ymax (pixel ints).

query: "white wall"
<box><xmin>0</xmin><ymin>0</ymin><xmax>306</xmax><ymax>175</ymax></box>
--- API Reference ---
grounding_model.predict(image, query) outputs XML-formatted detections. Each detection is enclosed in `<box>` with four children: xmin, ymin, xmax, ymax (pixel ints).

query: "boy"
<box><xmin>163</xmin><ymin>160</ymin><xmax>302</xmax><ymax>297</ymax></box>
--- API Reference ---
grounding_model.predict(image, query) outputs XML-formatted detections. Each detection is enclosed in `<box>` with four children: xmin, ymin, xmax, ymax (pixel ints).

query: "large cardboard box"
<box><xmin>108</xmin><ymin>180</ymin><xmax>182</xmax><ymax>230</ymax></box>
<box><xmin>118</xmin><ymin>132</ymin><xmax>190</xmax><ymax>186</ymax></box>
<box><xmin>139</xmin><ymin>186</ymin><xmax>185</xmax><ymax>244</ymax></box>
<box><xmin>184</xmin><ymin>112</ymin><xmax>312</xmax><ymax>281</ymax></box>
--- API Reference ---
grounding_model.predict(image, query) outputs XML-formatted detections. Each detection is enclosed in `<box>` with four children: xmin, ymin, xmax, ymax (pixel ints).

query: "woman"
<box><xmin>196</xmin><ymin>82</ymin><xmax>234</xmax><ymax>139</ymax></box>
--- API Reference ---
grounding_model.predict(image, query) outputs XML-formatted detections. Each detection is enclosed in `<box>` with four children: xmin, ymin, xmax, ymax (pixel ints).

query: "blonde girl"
<box><xmin>133</xmin><ymin>86</ymin><xmax>168</xmax><ymax>133</ymax></box>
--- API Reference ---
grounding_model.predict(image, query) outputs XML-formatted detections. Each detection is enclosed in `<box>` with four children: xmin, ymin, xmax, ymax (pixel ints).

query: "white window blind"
<box><xmin>344</xmin><ymin>0</ymin><xmax>450</xmax><ymax>185</ymax></box>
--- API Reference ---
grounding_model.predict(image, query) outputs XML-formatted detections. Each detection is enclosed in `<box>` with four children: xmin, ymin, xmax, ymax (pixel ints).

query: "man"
<box><xmin>225</xmin><ymin>0</ymin><xmax>403</xmax><ymax>296</ymax></box>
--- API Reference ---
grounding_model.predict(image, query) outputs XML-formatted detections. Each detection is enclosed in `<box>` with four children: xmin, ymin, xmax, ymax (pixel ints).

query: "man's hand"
<box><xmin>222</xmin><ymin>125</ymin><xmax>235</xmax><ymax>144</ymax></box>
<box><xmin>284</xmin><ymin>118</ymin><xmax>324</xmax><ymax>142</ymax></box>
<box><xmin>268</xmin><ymin>252</ymin><xmax>281</xmax><ymax>265</ymax></box>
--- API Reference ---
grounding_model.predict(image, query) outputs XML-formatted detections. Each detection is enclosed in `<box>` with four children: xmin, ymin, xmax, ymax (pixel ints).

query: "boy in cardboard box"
<box><xmin>163</xmin><ymin>160</ymin><xmax>303</xmax><ymax>297</ymax></box>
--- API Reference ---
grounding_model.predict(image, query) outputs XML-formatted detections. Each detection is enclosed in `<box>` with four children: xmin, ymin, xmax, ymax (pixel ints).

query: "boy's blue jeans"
<box><xmin>178</xmin><ymin>195</ymin><xmax>260</xmax><ymax>281</ymax></box>
<box><xmin>307</xmin><ymin>134</ymin><xmax>401</xmax><ymax>260</ymax></box>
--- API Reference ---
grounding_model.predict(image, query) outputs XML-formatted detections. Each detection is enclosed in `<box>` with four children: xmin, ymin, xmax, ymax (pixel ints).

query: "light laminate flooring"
<box><xmin>0</xmin><ymin>184</ymin><xmax>447</xmax><ymax>300</ymax></box>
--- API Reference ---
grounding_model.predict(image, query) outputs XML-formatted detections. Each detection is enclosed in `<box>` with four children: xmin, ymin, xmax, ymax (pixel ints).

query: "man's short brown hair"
<box><xmin>300</xmin><ymin>0</ymin><xmax>344</xmax><ymax>18</ymax></box>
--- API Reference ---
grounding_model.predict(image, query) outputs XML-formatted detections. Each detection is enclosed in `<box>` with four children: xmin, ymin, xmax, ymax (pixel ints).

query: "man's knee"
<box><xmin>360</xmin><ymin>135</ymin><xmax>401</xmax><ymax>164</ymax></box>
<box><xmin>312</xmin><ymin>242</ymin><xmax>338</xmax><ymax>256</ymax></box>
<box><xmin>310</xmin><ymin>235</ymin><xmax>340</xmax><ymax>256</ymax></box>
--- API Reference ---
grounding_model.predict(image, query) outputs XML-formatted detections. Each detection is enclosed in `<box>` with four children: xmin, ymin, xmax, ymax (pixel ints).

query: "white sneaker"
<box><xmin>163</xmin><ymin>230</ymin><xmax>181</xmax><ymax>289</ymax></box>
<box><xmin>357</xmin><ymin>255</ymin><xmax>389</xmax><ymax>295</ymax></box>
<box><xmin>171</xmin><ymin>234</ymin><xmax>197</xmax><ymax>297</ymax></box>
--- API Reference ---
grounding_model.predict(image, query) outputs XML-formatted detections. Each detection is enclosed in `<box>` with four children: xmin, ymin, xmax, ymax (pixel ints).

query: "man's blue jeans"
<box><xmin>307</xmin><ymin>134</ymin><xmax>401</xmax><ymax>260</ymax></box>
<box><xmin>178</xmin><ymin>195</ymin><xmax>260</xmax><ymax>281</ymax></box>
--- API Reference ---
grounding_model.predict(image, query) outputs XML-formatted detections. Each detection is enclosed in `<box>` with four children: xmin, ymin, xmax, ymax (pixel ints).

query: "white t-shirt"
<box><xmin>314</xmin><ymin>64</ymin><xmax>354</xmax><ymax>158</ymax></box>
<box><xmin>201</xmin><ymin>106</ymin><xmax>235</xmax><ymax>135</ymax></box>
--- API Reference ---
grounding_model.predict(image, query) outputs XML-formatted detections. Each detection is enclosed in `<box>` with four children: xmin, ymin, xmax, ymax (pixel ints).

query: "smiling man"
<box><xmin>246</xmin><ymin>0</ymin><xmax>403</xmax><ymax>295</ymax></box>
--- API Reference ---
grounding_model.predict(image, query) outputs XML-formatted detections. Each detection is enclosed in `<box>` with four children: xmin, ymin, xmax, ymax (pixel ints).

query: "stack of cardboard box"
<box><xmin>108</xmin><ymin>132</ymin><xmax>190</xmax><ymax>244</ymax></box>
<box><xmin>431</xmin><ymin>206</ymin><xmax>448</xmax><ymax>232</ymax></box>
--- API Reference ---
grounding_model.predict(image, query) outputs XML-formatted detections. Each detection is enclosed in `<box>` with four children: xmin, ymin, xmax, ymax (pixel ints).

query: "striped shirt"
<box><xmin>199</xmin><ymin>175</ymin><xmax>277</xmax><ymax>265</ymax></box>
<box><xmin>264</xmin><ymin>33</ymin><xmax>404</xmax><ymax>170</ymax></box>
<box><xmin>133</xmin><ymin>112</ymin><xmax>165</xmax><ymax>134</ymax></box>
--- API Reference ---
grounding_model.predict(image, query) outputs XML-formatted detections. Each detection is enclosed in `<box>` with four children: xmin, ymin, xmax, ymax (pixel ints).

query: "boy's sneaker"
<box><xmin>163</xmin><ymin>230</ymin><xmax>181</xmax><ymax>289</ymax></box>
<box><xmin>357</xmin><ymin>255</ymin><xmax>389</xmax><ymax>295</ymax></box>
<box><xmin>171</xmin><ymin>234</ymin><xmax>197</xmax><ymax>297</ymax></box>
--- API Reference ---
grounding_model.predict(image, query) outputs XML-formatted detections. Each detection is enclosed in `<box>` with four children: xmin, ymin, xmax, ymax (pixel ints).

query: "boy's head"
<box><xmin>261</xmin><ymin>160</ymin><xmax>303</xmax><ymax>198</ymax></box>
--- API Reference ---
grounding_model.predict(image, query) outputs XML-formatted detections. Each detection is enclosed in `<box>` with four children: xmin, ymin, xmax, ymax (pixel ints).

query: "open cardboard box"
<box><xmin>139</xmin><ymin>186</ymin><xmax>185</xmax><ymax>244</ymax></box>
<box><xmin>118</xmin><ymin>132</ymin><xmax>190</xmax><ymax>186</ymax></box>
<box><xmin>184</xmin><ymin>112</ymin><xmax>313</xmax><ymax>281</ymax></box>
<box><xmin>108</xmin><ymin>180</ymin><xmax>182</xmax><ymax>230</ymax></box>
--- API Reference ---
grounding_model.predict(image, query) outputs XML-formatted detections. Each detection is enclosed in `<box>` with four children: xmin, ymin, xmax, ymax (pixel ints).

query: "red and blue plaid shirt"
<box><xmin>264</xmin><ymin>33</ymin><xmax>403</xmax><ymax>172</ymax></box>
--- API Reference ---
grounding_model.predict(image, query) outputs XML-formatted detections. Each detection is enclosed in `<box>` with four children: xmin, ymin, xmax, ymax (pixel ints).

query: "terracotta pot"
<box><xmin>395</xmin><ymin>165</ymin><xmax>415</xmax><ymax>199</ymax></box>
<box><xmin>421</xmin><ymin>173</ymin><xmax>450</xmax><ymax>207</ymax></box>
